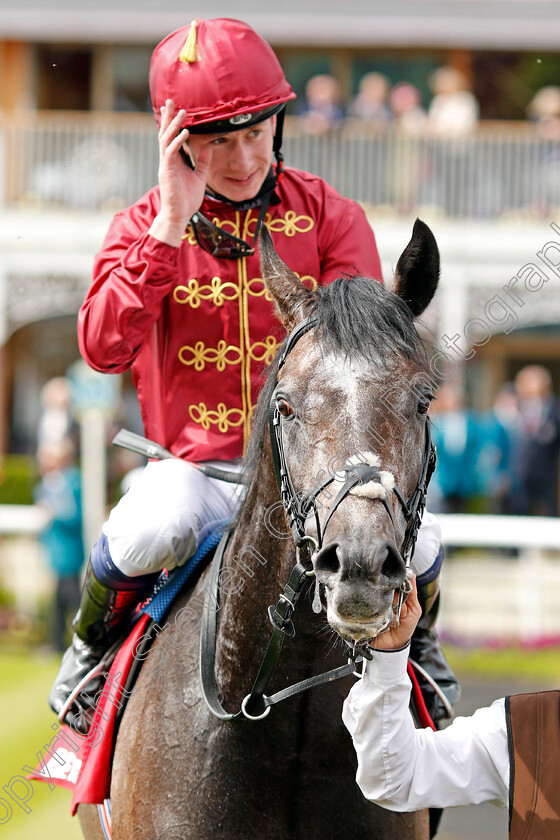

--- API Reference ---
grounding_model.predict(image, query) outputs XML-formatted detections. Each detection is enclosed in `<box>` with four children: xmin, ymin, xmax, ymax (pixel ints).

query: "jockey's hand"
<box><xmin>149</xmin><ymin>99</ymin><xmax>213</xmax><ymax>247</ymax></box>
<box><xmin>369</xmin><ymin>575</ymin><xmax>422</xmax><ymax>652</ymax></box>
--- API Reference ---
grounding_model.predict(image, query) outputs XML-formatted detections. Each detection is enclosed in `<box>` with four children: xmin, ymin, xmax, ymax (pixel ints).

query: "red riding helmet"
<box><xmin>149</xmin><ymin>18</ymin><xmax>296</xmax><ymax>133</ymax></box>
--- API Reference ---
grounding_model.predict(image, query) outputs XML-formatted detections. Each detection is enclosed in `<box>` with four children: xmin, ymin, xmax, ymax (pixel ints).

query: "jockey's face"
<box><xmin>185</xmin><ymin>117</ymin><xmax>275</xmax><ymax>203</ymax></box>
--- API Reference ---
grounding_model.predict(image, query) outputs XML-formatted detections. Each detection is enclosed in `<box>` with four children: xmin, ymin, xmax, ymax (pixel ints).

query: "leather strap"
<box><xmin>262</xmin><ymin>662</ymin><xmax>355</xmax><ymax>710</ymax></box>
<box><xmin>199</xmin><ymin>530</ymin><xmax>360</xmax><ymax>721</ymax></box>
<box><xmin>199</xmin><ymin>531</ymin><xmax>242</xmax><ymax>720</ymax></box>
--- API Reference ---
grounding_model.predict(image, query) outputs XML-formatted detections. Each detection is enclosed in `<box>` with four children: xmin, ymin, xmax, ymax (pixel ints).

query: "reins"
<box><xmin>200</xmin><ymin>315</ymin><xmax>437</xmax><ymax>722</ymax></box>
<box><xmin>200</xmin><ymin>531</ymin><xmax>358</xmax><ymax>720</ymax></box>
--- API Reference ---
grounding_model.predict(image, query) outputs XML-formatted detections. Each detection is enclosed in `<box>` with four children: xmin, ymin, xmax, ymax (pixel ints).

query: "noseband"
<box><xmin>269</xmin><ymin>315</ymin><xmax>436</xmax><ymax>620</ymax></box>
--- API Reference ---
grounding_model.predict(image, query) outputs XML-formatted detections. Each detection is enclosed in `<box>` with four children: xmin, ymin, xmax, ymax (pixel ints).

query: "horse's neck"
<box><xmin>214</xmin><ymin>454</ymin><xmax>306</xmax><ymax>706</ymax></box>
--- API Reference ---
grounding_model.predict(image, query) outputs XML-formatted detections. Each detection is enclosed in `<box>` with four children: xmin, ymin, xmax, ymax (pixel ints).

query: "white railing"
<box><xmin>0</xmin><ymin>112</ymin><xmax>158</xmax><ymax>212</ymax></box>
<box><xmin>0</xmin><ymin>505</ymin><xmax>54</xmax><ymax>618</ymax></box>
<box><xmin>438</xmin><ymin>513</ymin><xmax>560</xmax><ymax>644</ymax></box>
<box><xmin>439</xmin><ymin>513</ymin><xmax>560</xmax><ymax>552</ymax></box>
<box><xmin>1</xmin><ymin>504</ymin><xmax>559</xmax><ymax>642</ymax></box>
<box><xmin>0</xmin><ymin>112</ymin><xmax>559</xmax><ymax>219</ymax></box>
<box><xmin>0</xmin><ymin>504</ymin><xmax>51</xmax><ymax>535</ymax></box>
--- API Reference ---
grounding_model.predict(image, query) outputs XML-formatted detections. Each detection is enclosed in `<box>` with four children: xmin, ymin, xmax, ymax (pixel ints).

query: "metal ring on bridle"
<box><xmin>241</xmin><ymin>694</ymin><xmax>272</xmax><ymax>720</ymax></box>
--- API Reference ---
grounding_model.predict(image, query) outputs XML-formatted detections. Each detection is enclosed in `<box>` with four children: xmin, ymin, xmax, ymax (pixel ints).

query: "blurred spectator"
<box><xmin>35</xmin><ymin>438</ymin><xmax>84</xmax><ymax>651</ymax></box>
<box><xmin>526</xmin><ymin>85</ymin><xmax>560</xmax><ymax>140</ymax></box>
<box><xmin>510</xmin><ymin>365</ymin><xmax>560</xmax><ymax>517</ymax></box>
<box><xmin>428</xmin><ymin>385</ymin><xmax>481</xmax><ymax>513</ymax></box>
<box><xmin>37</xmin><ymin>377</ymin><xmax>74</xmax><ymax>448</ymax></box>
<box><xmin>475</xmin><ymin>384</ymin><xmax>519</xmax><ymax>513</ymax></box>
<box><xmin>349</xmin><ymin>72</ymin><xmax>392</xmax><ymax>125</ymax></box>
<box><xmin>389</xmin><ymin>82</ymin><xmax>426</xmax><ymax>134</ymax></box>
<box><xmin>296</xmin><ymin>74</ymin><xmax>346</xmax><ymax>135</ymax></box>
<box><xmin>427</xmin><ymin>66</ymin><xmax>479</xmax><ymax>137</ymax></box>
<box><xmin>386</xmin><ymin>82</ymin><xmax>427</xmax><ymax>211</ymax></box>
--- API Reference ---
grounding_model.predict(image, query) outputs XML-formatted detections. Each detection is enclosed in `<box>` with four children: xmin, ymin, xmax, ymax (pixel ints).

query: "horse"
<box><xmin>78</xmin><ymin>218</ymin><xmax>440</xmax><ymax>840</ymax></box>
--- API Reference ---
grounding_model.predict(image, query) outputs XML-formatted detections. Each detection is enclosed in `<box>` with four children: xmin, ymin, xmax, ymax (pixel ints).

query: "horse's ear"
<box><xmin>259</xmin><ymin>226</ymin><xmax>316</xmax><ymax>332</ymax></box>
<box><xmin>392</xmin><ymin>219</ymin><xmax>440</xmax><ymax>318</ymax></box>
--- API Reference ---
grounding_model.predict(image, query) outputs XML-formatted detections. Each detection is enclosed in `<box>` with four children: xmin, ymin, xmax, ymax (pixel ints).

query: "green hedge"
<box><xmin>0</xmin><ymin>455</ymin><xmax>37</xmax><ymax>505</ymax></box>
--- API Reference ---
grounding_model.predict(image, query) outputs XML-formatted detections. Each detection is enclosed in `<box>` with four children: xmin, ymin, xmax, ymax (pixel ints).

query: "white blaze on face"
<box><xmin>311</xmin><ymin>353</ymin><xmax>398</xmax><ymax>501</ymax></box>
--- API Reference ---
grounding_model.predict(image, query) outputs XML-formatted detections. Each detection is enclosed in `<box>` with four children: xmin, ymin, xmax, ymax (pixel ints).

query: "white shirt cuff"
<box><xmin>362</xmin><ymin>644</ymin><xmax>410</xmax><ymax>687</ymax></box>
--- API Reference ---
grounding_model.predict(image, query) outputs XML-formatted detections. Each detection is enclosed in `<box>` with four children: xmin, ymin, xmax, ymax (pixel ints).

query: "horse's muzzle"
<box><xmin>313</xmin><ymin>539</ymin><xmax>406</xmax><ymax>642</ymax></box>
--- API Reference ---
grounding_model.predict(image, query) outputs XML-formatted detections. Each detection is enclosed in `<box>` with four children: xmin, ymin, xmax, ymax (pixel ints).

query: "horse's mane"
<box><xmin>241</xmin><ymin>275</ymin><xmax>427</xmax><ymax>490</ymax></box>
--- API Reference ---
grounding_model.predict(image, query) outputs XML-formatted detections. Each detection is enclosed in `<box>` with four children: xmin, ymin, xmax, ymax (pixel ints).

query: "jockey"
<box><xmin>48</xmin><ymin>18</ymin><xmax>458</xmax><ymax>733</ymax></box>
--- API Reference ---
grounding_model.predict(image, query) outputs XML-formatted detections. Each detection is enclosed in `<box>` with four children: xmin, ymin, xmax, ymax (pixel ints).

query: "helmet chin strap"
<box><xmin>273</xmin><ymin>107</ymin><xmax>286</xmax><ymax>179</ymax></box>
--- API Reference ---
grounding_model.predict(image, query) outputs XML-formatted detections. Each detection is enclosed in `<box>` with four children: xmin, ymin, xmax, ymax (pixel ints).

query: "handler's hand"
<box><xmin>370</xmin><ymin>575</ymin><xmax>422</xmax><ymax>652</ymax></box>
<box><xmin>149</xmin><ymin>99</ymin><xmax>213</xmax><ymax>247</ymax></box>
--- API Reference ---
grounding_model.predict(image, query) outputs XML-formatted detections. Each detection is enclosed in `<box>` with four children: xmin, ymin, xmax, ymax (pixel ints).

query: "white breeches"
<box><xmin>102</xmin><ymin>459</ymin><xmax>244</xmax><ymax>578</ymax></box>
<box><xmin>412</xmin><ymin>511</ymin><xmax>442</xmax><ymax>578</ymax></box>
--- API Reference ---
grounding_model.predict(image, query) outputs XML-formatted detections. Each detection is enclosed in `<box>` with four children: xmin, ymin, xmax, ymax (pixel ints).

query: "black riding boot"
<box><xmin>409</xmin><ymin>572</ymin><xmax>460</xmax><ymax>722</ymax></box>
<box><xmin>48</xmin><ymin>559</ymin><xmax>139</xmax><ymax>734</ymax></box>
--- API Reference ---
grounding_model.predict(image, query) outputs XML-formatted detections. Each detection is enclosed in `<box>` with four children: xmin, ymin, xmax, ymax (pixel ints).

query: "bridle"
<box><xmin>200</xmin><ymin>315</ymin><xmax>436</xmax><ymax>721</ymax></box>
<box><xmin>269</xmin><ymin>316</ymin><xmax>436</xmax><ymax>615</ymax></box>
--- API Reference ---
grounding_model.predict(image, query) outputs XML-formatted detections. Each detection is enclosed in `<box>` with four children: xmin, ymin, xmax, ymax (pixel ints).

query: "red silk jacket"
<box><xmin>78</xmin><ymin>167</ymin><xmax>382</xmax><ymax>461</ymax></box>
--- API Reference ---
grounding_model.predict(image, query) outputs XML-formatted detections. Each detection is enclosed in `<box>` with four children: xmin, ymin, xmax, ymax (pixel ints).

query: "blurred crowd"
<box><xmin>296</xmin><ymin>66</ymin><xmax>479</xmax><ymax>137</ymax></box>
<box><xmin>296</xmin><ymin>66</ymin><xmax>560</xmax><ymax>139</ymax></box>
<box><xmin>427</xmin><ymin>365</ymin><xmax>560</xmax><ymax>518</ymax></box>
<box><xmin>30</xmin><ymin>376</ymin><xmax>146</xmax><ymax>650</ymax></box>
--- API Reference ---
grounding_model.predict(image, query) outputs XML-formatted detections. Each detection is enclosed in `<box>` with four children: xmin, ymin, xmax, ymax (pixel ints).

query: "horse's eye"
<box><xmin>277</xmin><ymin>398</ymin><xmax>294</xmax><ymax>418</ymax></box>
<box><xmin>417</xmin><ymin>397</ymin><xmax>432</xmax><ymax>415</ymax></box>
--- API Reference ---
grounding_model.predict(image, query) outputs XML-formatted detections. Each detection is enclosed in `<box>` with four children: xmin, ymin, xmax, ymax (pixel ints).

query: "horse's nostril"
<box><xmin>380</xmin><ymin>544</ymin><xmax>406</xmax><ymax>582</ymax></box>
<box><xmin>314</xmin><ymin>544</ymin><xmax>340</xmax><ymax>575</ymax></box>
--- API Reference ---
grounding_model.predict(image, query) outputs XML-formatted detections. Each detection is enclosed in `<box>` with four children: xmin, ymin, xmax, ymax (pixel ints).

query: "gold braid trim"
<box><xmin>178</xmin><ymin>340</ymin><xmax>243</xmax><ymax>372</ymax></box>
<box><xmin>266</xmin><ymin>211</ymin><xmax>314</xmax><ymax>237</ymax></box>
<box><xmin>247</xmin><ymin>335</ymin><xmax>279</xmax><ymax>365</ymax></box>
<box><xmin>174</xmin><ymin>277</ymin><xmax>240</xmax><ymax>308</ymax></box>
<box><xmin>189</xmin><ymin>402</ymin><xmax>245</xmax><ymax>433</ymax></box>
